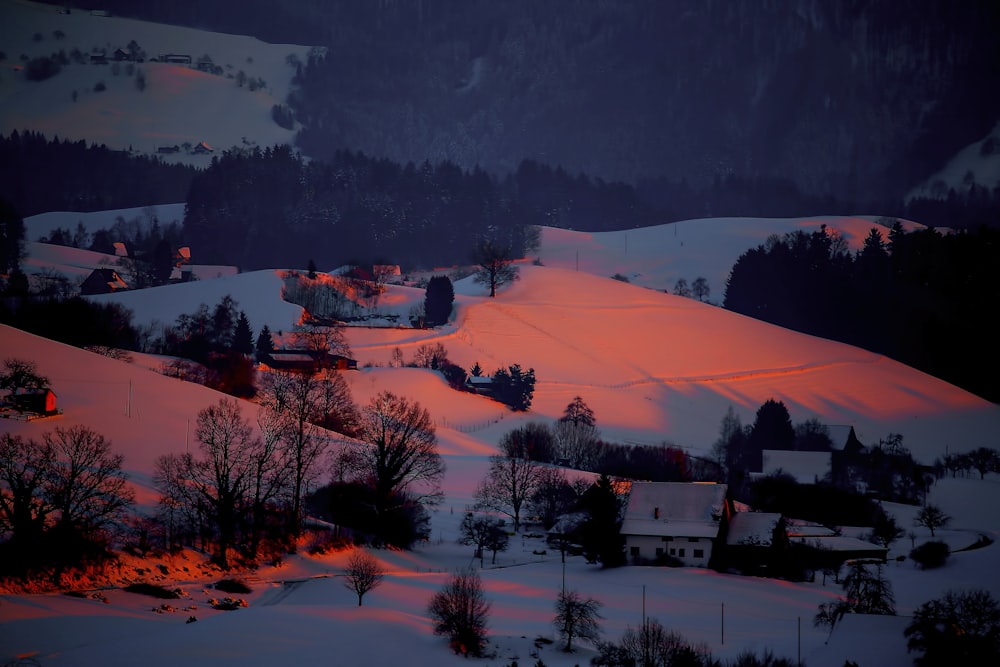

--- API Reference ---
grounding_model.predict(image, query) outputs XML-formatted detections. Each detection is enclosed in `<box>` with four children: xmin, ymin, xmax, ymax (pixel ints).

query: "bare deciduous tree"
<box><xmin>428</xmin><ymin>568</ymin><xmax>491</xmax><ymax>656</ymax></box>
<box><xmin>472</xmin><ymin>238</ymin><xmax>518</xmax><ymax>298</ymax></box>
<box><xmin>475</xmin><ymin>435</ymin><xmax>543</xmax><ymax>533</ymax></box>
<box><xmin>344</xmin><ymin>549</ymin><xmax>385</xmax><ymax>606</ymax></box>
<box><xmin>915</xmin><ymin>503</ymin><xmax>950</xmax><ymax>537</ymax></box>
<box><xmin>43</xmin><ymin>425</ymin><xmax>134</xmax><ymax>535</ymax></box>
<box><xmin>354</xmin><ymin>391</ymin><xmax>445</xmax><ymax>540</ymax></box>
<box><xmin>554</xmin><ymin>589</ymin><xmax>603</xmax><ymax>652</ymax></box>
<box><xmin>0</xmin><ymin>433</ymin><xmax>55</xmax><ymax>540</ymax></box>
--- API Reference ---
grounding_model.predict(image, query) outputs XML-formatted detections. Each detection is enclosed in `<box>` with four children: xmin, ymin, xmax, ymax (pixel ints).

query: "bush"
<box><xmin>214</xmin><ymin>578</ymin><xmax>252</xmax><ymax>594</ymax></box>
<box><xmin>910</xmin><ymin>540</ymin><xmax>950</xmax><ymax>569</ymax></box>
<box><xmin>428</xmin><ymin>569</ymin><xmax>491</xmax><ymax>656</ymax></box>
<box><xmin>24</xmin><ymin>55</ymin><xmax>61</xmax><ymax>81</ymax></box>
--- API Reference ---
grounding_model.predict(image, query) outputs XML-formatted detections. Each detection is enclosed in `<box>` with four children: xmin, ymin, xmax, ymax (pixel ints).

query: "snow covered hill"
<box><xmin>0</xmin><ymin>0</ymin><xmax>310</xmax><ymax>161</ymax></box>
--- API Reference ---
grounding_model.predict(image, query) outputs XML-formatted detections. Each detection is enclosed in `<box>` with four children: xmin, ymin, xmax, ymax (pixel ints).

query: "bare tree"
<box><xmin>0</xmin><ymin>433</ymin><xmax>55</xmax><ymax>541</ymax></box>
<box><xmin>556</xmin><ymin>397</ymin><xmax>599</xmax><ymax>469</ymax></box>
<box><xmin>344</xmin><ymin>549</ymin><xmax>385</xmax><ymax>606</ymax></box>
<box><xmin>815</xmin><ymin>561</ymin><xmax>895</xmax><ymax>634</ymax></box>
<box><xmin>259</xmin><ymin>368</ymin><xmax>358</xmax><ymax>537</ymax></box>
<box><xmin>692</xmin><ymin>276</ymin><xmax>710</xmax><ymax>302</ymax></box>
<box><xmin>475</xmin><ymin>435</ymin><xmax>543</xmax><ymax>533</ymax></box>
<box><xmin>459</xmin><ymin>512</ymin><xmax>508</xmax><ymax>566</ymax></box>
<box><xmin>554</xmin><ymin>589</ymin><xmax>603</xmax><ymax>652</ymax></box>
<box><xmin>43</xmin><ymin>425</ymin><xmax>134</xmax><ymax>534</ymax></box>
<box><xmin>0</xmin><ymin>357</ymin><xmax>49</xmax><ymax>395</ymax></box>
<box><xmin>428</xmin><ymin>568</ymin><xmax>491</xmax><ymax>656</ymax></box>
<box><xmin>157</xmin><ymin>398</ymin><xmax>258</xmax><ymax>568</ymax></box>
<box><xmin>354</xmin><ymin>391</ymin><xmax>445</xmax><ymax>540</ymax></box>
<box><xmin>915</xmin><ymin>503</ymin><xmax>950</xmax><ymax>537</ymax></box>
<box><xmin>291</xmin><ymin>320</ymin><xmax>351</xmax><ymax>364</ymax></box>
<box><xmin>472</xmin><ymin>238</ymin><xmax>518</xmax><ymax>297</ymax></box>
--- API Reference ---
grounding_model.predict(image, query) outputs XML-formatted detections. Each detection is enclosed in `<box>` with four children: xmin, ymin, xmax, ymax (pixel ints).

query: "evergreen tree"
<box><xmin>0</xmin><ymin>197</ymin><xmax>26</xmax><ymax>274</ymax></box>
<box><xmin>234</xmin><ymin>311</ymin><xmax>254</xmax><ymax>356</ymax></box>
<box><xmin>747</xmin><ymin>398</ymin><xmax>795</xmax><ymax>471</ymax></box>
<box><xmin>424</xmin><ymin>275</ymin><xmax>454</xmax><ymax>326</ymax></box>
<box><xmin>578</xmin><ymin>474</ymin><xmax>624</xmax><ymax>567</ymax></box>
<box><xmin>255</xmin><ymin>324</ymin><xmax>275</xmax><ymax>362</ymax></box>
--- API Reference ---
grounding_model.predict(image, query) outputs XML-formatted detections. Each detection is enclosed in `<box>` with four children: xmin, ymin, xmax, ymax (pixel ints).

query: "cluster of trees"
<box><xmin>183</xmin><ymin>145</ymin><xmax>536</xmax><ymax>272</ymax></box>
<box><xmin>938</xmin><ymin>447</ymin><xmax>1000</xmax><ymax>480</ymax></box>
<box><xmin>0</xmin><ymin>425</ymin><xmax>134</xmax><ymax>579</ymax></box>
<box><xmin>0</xmin><ymin>131</ymin><xmax>196</xmax><ymax>217</ymax></box>
<box><xmin>713</xmin><ymin>399</ymin><xmax>933</xmax><ymax>507</ymax></box>
<box><xmin>724</xmin><ymin>222</ymin><xmax>1000</xmax><ymax>402</ymax></box>
<box><xmin>482</xmin><ymin>397</ymin><xmax>716</xmax><ymax>482</ymax></box>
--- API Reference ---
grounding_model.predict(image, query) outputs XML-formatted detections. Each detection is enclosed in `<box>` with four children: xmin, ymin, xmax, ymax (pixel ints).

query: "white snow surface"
<box><xmin>2</xmin><ymin>211</ymin><xmax>999</xmax><ymax>667</ymax></box>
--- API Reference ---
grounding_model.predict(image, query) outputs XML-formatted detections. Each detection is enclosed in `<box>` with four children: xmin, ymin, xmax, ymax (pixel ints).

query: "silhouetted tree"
<box><xmin>472</xmin><ymin>238</ymin><xmax>518</xmax><ymax>297</ymax></box>
<box><xmin>353</xmin><ymin>391</ymin><xmax>445</xmax><ymax>543</ymax></box>
<box><xmin>233</xmin><ymin>311</ymin><xmax>254</xmax><ymax>356</ymax></box>
<box><xmin>0</xmin><ymin>197</ymin><xmax>26</xmax><ymax>274</ymax></box>
<box><xmin>905</xmin><ymin>589</ymin><xmax>1000</xmax><ymax>665</ymax></box>
<box><xmin>428</xmin><ymin>568</ymin><xmax>490</xmax><ymax>656</ymax></box>
<box><xmin>815</xmin><ymin>561</ymin><xmax>895</xmax><ymax>634</ymax></box>
<box><xmin>475</xmin><ymin>435</ymin><xmax>543</xmax><ymax>533</ymax></box>
<box><xmin>255</xmin><ymin>325</ymin><xmax>275</xmax><ymax>362</ymax></box>
<box><xmin>423</xmin><ymin>275</ymin><xmax>454</xmax><ymax>326</ymax></box>
<box><xmin>343</xmin><ymin>549</ymin><xmax>385</xmax><ymax>606</ymax></box>
<box><xmin>915</xmin><ymin>504</ymin><xmax>950</xmax><ymax>537</ymax></box>
<box><xmin>554</xmin><ymin>589</ymin><xmax>603</xmax><ymax>652</ymax></box>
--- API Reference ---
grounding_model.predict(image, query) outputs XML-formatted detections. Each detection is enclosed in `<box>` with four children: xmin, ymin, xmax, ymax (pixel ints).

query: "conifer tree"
<box><xmin>234</xmin><ymin>311</ymin><xmax>254</xmax><ymax>356</ymax></box>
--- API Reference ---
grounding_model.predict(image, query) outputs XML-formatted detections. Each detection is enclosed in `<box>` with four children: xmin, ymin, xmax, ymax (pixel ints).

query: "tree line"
<box><xmin>0</xmin><ymin>131</ymin><xmax>196</xmax><ymax>217</ymax></box>
<box><xmin>723</xmin><ymin>221</ymin><xmax>1000</xmax><ymax>403</ymax></box>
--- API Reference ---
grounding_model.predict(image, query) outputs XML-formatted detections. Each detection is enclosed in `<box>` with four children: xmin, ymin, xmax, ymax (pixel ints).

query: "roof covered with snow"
<box><xmin>621</xmin><ymin>482</ymin><xmax>728</xmax><ymax>539</ymax></box>
<box><xmin>726</xmin><ymin>512</ymin><xmax>782</xmax><ymax>547</ymax></box>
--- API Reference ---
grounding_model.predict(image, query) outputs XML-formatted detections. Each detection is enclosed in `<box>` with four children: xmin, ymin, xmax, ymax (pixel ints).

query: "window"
<box><xmin>694</xmin><ymin>549</ymin><xmax>704</xmax><ymax>559</ymax></box>
<box><xmin>679</xmin><ymin>548</ymin><xmax>686</xmax><ymax>558</ymax></box>
<box><xmin>669</xmin><ymin>548</ymin><xmax>676</xmax><ymax>556</ymax></box>
<box><xmin>655</xmin><ymin>547</ymin><xmax>664</xmax><ymax>557</ymax></box>
<box><xmin>630</xmin><ymin>546</ymin><xmax>640</xmax><ymax>557</ymax></box>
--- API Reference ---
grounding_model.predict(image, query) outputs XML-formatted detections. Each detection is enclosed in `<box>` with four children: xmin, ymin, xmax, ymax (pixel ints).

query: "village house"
<box><xmin>620</xmin><ymin>482</ymin><xmax>731</xmax><ymax>567</ymax></box>
<box><xmin>10</xmin><ymin>387</ymin><xmax>58</xmax><ymax>415</ymax></box>
<box><xmin>261</xmin><ymin>350</ymin><xmax>357</xmax><ymax>373</ymax></box>
<box><xmin>80</xmin><ymin>268</ymin><xmax>128</xmax><ymax>295</ymax></box>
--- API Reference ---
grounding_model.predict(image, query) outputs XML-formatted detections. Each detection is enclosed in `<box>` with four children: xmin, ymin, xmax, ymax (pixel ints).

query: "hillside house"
<box><xmin>262</xmin><ymin>350</ymin><xmax>357</xmax><ymax>373</ymax></box>
<box><xmin>466</xmin><ymin>375</ymin><xmax>495</xmax><ymax>396</ymax></box>
<box><xmin>785</xmin><ymin>519</ymin><xmax>888</xmax><ymax>568</ymax></box>
<box><xmin>192</xmin><ymin>141</ymin><xmax>214</xmax><ymax>154</ymax></box>
<box><xmin>161</xmin><ymin>54</ymin><xmax>192</xmax><ymax>64</ymax></box>
<box><xmin>621</xmin><ymin>482</ymin><xmax>731</xmax><ymax>567</ymax></box>
<box><xmin>80</xmin><ymin>268</ymin><xmax>128</xmax><ymax>295</ymax></box>
<box><xmin>11</xmin><ymin>387</ymin><xmax>57</xmax><ymax>415</ymax></box>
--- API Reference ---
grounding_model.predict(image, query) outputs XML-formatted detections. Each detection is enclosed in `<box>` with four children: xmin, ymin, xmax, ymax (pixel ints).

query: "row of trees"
<box><xmin>723</xmin><ymin>222</ymin><xmax>1000</xmax><ymax>402</ymax></box>
<box><xmin>0</xmin><ymin>425</ymin><xmax>134</xmax><ymax>578</ymax></box>
<box><xmin>183</xmin><ymin>145</ymin><xmax>536</xmax><ymax>272</ymax></box>
<box><xmin>425</xmin><ymin>563</ymin><xmax>999</xmax><ymax>663</ymax></box>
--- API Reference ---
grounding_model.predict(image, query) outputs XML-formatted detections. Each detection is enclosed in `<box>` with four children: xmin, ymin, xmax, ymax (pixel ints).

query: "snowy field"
<box><xmin>2</xmin><ymin>211</ymin><xmax>999</xmax><ymax>666</ymax></box>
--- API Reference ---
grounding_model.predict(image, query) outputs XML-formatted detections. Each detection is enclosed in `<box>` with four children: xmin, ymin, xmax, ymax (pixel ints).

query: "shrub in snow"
<box><xmin>910</xmin><ymin>540</ymin><xmax>949</xmax><ymax>569</ymax></box>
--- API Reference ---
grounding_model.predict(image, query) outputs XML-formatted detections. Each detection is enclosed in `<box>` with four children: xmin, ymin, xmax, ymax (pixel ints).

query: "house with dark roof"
<box><xmin>261</xmin><ymin>350</ymin><xmax>357</xmax><ymax>373</ymax></box>
<box><xmin>621</xmin><ymin>482</ymin><xmax>731</xmax><ymax>567</ymax></box>
<box><xmin>80</xmin><ymin>268</ymin><xmax>128</xmax><ymax>295</ymax></box>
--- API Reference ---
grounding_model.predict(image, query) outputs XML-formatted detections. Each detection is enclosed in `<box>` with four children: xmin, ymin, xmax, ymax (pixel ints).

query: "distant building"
<box><xmin>80</xmin><ymin>268</ymin><xmax>128</xmax><ymax>295</ymax></box>
<box><xmin>621</xmin><ymin>482</ymin><xmax>731</xmax><ymax>567</ymax></box>
<box><xmin>261</xmin><ymin>350</ymin><xmax>358</xmax><ymax>373</ymax></box>
<box><xmin>11</xmin><ymin>387</ymin><xmax>57</xmax><ymax>415</ymax></box>
<box><xmin>161</xmin><ymin>54</ymin><xmax>192</xmax><ymax>65</ymax></box>
<box><xmin>192</xmin><ymin>141</ymin><xmax>214</xmax><ymax>154</ymax></box>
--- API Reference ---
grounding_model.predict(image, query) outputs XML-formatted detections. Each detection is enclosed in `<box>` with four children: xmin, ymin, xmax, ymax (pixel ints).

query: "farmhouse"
<box><xmin>465</xmin><ymin>375</ymin><xmax>494</xmax><ymax>396</ymax></box>
<box><xmin>261</xmin><ymin>350</ymin><xmax>357</xmax><ymax>373</ymax></box>
<box><xmin>80</xmin><ymin>268</ymin><xmax>128</xmax><ymax>295</ymax></box>
<box><xmin>10</xmin><ymin>387</ymin><xmax>58</xmax><ymax>415</ymax></box>
<box><xmin>621</xmin><ymin>482</ymin><xmax>731</xmax><ymax>567</ymax></box>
